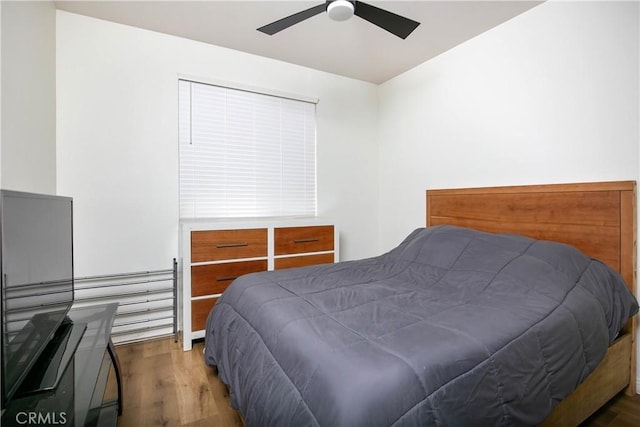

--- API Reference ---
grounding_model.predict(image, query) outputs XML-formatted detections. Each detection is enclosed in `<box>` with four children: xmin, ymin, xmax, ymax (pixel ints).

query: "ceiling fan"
<box><xmin>257</xmin><ymin>0</ymin><xmax>420</xmax><ymax>40</ymax></box>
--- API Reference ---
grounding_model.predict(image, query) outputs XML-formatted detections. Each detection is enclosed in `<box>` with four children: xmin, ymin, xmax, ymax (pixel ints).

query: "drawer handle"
<box><xmin>217</xmin><ymin>276</ymin><xmax>238</xmax><ymax>282</ymax></box>
<box><xmin>216</xmin><ymin>242</ymin><xmax>248</xmax><ymax>248</ymax></box>
<box><xmin>294</xmin><ymin>238</ymin><xmax>319</xmax><ymax>243</ymax></box>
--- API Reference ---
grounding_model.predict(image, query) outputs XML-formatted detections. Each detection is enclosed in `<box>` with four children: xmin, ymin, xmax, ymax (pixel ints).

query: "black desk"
<box><xmin>1</xmin><ymin>303</ymin><xmax>122</xmax><ymax>427</ymax></box>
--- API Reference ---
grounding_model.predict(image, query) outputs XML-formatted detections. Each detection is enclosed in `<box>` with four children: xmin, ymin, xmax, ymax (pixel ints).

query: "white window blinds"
<box><xmin>179</xmin><ymin>80</ymin><xmax>317</xmax><ymax>218</ymax></box>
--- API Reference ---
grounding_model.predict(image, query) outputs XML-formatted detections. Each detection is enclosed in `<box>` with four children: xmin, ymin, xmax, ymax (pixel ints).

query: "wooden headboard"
<box><xmin>426</xmin><ymin>181</ymin><xmax>637</xmax><ymax>399</ymax></box>
<box><xmin>426</xmin><ymin>181</ymin><xmax>636</xmax><ymax>289</ymax></box>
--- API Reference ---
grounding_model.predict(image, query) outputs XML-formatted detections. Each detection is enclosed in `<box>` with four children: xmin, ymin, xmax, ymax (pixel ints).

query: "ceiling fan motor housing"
<box><xmin>327</xmin><ymin>0</ymin><xmax>356</xmax><ymax>21</ymax></box>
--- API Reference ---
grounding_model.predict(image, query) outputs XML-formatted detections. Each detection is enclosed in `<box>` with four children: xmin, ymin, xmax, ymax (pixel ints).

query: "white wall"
<box><xmin>378</xmin><ymin>0</ymin><xmax>639</xmax><ymax>250</ymax></box>
<box><xmin>1</xmin><ymin>0</ymin><xmax>56</xmax><ymax>193</ymax></box>
<box><xmin>378</xmin><ymin>0</ymin><xmax>639</xmax><ymax>389</ymax></box>
<box><xmin>56</xmin><ymin>11</ymin><xmax>379</xmax><ymax>277</ymax></box>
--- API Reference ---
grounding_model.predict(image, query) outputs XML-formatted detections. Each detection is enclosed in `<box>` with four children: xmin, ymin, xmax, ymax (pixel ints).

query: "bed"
<box><xmin>204</xmin><ymin>181</ymin><xmax>638</xmax><ymax>426</ymax></box>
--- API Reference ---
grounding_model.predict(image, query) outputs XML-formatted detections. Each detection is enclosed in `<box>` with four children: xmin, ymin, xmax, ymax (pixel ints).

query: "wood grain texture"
<box><xmin>171</xmin><ymin>342</ymin><xmax>217</xmax><ymax>425</ymax></box>
<box><xmin>191</xmin><ymin>260</ymin><xmax>267</xmax><ymax>296</ymax></box>
<box><xmin>274</xmin><ymin>225</ymin><xmax>334</xmax><ymax>255</ymax></box>
<box><xmin>191</xmin><ymin>229</ymin><xmax>267</xmax><ymax>262</ymax></box>
<box><xmin>620</xmin><ymin>189</ymin><xmax>637</xmax><ymax>396</ymax></box>
<box><xmin>274</xmin><ymin>253</ymin><xmax>335</xmax><ymax>270</ymax></box>
<box><xmin>116</xmin><ymin>338</ymin><xmax>243</xmax><ymax>427</ymax></box>
<box><xmin>428</xmin><ymin>189</ymin><xmax>623</xmax><ymax>273</ymax></box>
<box><xmin>426</xmin><ymin>180</ymin><xmax>637</xmax><ymax>424</ymax></box>
<box><xmin>582</xmin><ymin>393</ymin><xmax>640</xmax><ymax>427</ymax></box>
<box><xmin>139</xmin><ymin>350</ymin><xmax>181</xmax><ymax>426</ymax></box>
<box><xmin>426</xmin><ymin>181</ymin><xmax>635</xmax><ymax>277</ymax></box>
<box><xmin>191</xmin><ymin>298</ymin><xmax>218</xmax><ymax>332</ymax></box>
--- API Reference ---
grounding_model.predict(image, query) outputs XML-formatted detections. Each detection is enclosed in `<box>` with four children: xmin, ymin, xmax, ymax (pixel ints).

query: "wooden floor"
<box><xmin>115</xmin><ymin>337</ymin><xmax>242</xmax><ymax>427</ymax></box>
<box><xmin>581</xmin><ymin>392</ymin><xmax>640</xmax><ymax>427</ymax></box>
<box><xmin>115</xmin><ymin>337</ymin><xmax>639</xmax><ymax>427</ymax></box>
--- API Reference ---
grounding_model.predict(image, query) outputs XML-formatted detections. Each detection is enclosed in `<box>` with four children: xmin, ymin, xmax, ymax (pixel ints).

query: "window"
<box><xmin>179</xmin><ymin>80</ymin><xmax>317</xmax><ymax>218</ymax></box>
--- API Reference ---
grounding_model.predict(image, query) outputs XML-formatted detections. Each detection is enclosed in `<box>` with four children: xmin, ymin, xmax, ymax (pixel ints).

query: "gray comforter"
<box><xmin>204</xmin><ymin>225</ymin><xmax>638</xmax><ymax>426</ymax></box>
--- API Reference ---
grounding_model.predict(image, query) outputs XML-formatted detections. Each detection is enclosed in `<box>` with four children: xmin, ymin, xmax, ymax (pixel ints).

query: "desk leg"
<box><xmin>107</xmin><ymin>338</ymin><xmax>123</xmax><ymax>416</ymax></box>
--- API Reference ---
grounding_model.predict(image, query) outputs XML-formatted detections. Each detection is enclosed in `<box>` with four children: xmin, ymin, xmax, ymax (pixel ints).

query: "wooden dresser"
<box><xmin>180</xmin><ymin>220</ymin><xmax>338</xmax><ymax>350</ymax></box>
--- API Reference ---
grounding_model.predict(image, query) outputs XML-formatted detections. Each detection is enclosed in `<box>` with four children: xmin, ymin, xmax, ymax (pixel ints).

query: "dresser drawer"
<box><xmin>275</xmin><ymin>225</ymin><xmax>334</xmax><ymax>255</ymax></box>
<box><xmin>191</xmin><ymin>260</ymin><xmax>267</xmax><ymax>297</ymax></box>
<box><xmin>274</xmin><ymin>253</ymin><xmax>335</xmax><ymax>270</ymax></box>
<box><xmin>191</xmin><ymin>298</ymin><xmax>218</xmax><ymax>332</ymax></box>
<box><xmin>191</xmin><ymin>228</ymin><xmax>267</xmax><ymax>262</ymax></box>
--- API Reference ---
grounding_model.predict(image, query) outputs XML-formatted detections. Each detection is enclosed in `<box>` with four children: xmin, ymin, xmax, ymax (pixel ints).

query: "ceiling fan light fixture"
<box><xmin>327</xmin><ymin>0</ymin><xmax>355</xmax><ymax>22</ymax></box>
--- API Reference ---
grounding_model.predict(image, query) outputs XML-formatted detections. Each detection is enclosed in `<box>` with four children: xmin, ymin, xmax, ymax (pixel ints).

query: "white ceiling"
<box><xmin>54</xmin><ymin>0</ymin><xmax>543</xmax><ymax>84</ymax></box>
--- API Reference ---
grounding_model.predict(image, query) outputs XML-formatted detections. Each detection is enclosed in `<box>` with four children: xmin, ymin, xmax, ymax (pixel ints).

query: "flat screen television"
<box><xmin>0</xmin><ymin>190</ymin><xmax>76</xmax><ymax>410</ymax></box>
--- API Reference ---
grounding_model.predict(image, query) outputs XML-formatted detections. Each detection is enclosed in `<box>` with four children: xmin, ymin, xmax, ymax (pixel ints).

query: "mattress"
<box><xmin>204</xmin><ymin>225</ymin><xmax>638</xmax><ymax>426</ymax></box>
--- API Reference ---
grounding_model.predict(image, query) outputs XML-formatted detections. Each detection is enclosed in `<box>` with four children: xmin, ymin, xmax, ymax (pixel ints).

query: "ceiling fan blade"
<box><xmin>354</xmin><ymin>1</ymin><xmax>420</xmax><ymax>39</ymax></box>
<box><xmin>257</xmin><ymin>3</ymin><xmax>327</xmax><ymax>35</ymax></box>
